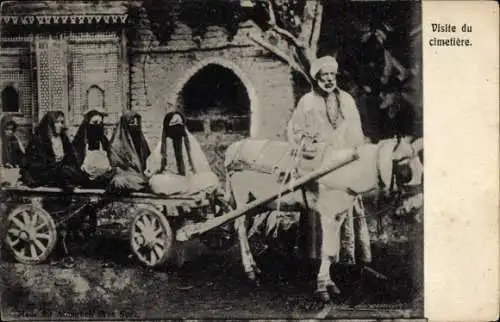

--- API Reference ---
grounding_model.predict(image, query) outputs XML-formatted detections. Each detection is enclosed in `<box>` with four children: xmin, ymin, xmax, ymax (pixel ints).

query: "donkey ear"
<box><xmin>411</xmin><ymin>137</ymin><xmax>423</xmax><ymax>153</ymax></box>
<box><xmin>392</xmin><ymin>135</ymin><xmax>402</xmax><ymax>151</ymax></box>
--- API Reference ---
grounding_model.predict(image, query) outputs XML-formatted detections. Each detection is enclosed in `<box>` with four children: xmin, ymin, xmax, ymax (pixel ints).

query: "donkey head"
<box><xmin>392</xmin><ymin>136</ymin><xmax>423</xmax><ymax>189</ymax></box>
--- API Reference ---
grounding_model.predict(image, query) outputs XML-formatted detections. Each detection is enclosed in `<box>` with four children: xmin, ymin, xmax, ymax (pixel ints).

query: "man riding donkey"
<box><xmin>287</xmin><ymin>55</ymin><xmax>373</xmax><ymax>299</ymax></box>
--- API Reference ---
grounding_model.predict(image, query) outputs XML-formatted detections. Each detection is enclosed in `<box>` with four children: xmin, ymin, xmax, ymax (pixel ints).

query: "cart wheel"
<box><xmin>130</xmin><ymin>206</ymin><xmax>172</xmax><ymax>267</ymax></box>
<box><xmin>200</xmin><ymin>195</ymin><xmax>236</xmax><ymax>251</ymax></box>
<box><xmin>4</xmin><ymin>204</ymin><xmax>57</xmax><ymax>264</ymax></box>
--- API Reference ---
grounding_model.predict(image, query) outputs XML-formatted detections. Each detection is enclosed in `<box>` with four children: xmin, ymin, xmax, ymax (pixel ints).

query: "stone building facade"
<box><xmin>0</xmin><ymin>1</ymin><xmax>129</xmax><ymax>143</ymax></box>
<box><xmin>0</xmin><ymin>0</ymin><xmax>297</xmax><ymax>167</ymax></box>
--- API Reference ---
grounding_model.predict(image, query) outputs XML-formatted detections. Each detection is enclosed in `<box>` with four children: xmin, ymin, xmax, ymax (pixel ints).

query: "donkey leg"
<box><xmin>235</xmin><ymin>216</ymin><xmax>260</xmax><ymax>281</ymax></box>
<box><xmin>316</xmin><ymin>257</ymin><xmax>334</xmax><ymax>302</ymax></box>
<box><xmin>317</xmin><ymin>256</ymin><xmax>341</xmax><ymax>295</ymax></box>
<box><xmin>229</xmin><ymin>175</ymin><xmax>260</xmax><ymax>282</ymax></box>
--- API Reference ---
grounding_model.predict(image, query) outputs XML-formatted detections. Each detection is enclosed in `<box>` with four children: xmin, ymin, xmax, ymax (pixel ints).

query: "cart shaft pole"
<box><xmin>176</xmin><ymin>150</ymin><xmax>359</xmax><ymax>241</ymax></box>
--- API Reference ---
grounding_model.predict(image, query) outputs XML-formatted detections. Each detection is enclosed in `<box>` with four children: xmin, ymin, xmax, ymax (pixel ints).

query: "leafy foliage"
<box><xmin>139</xmin><ymin>0</ymin><xmax>177</xmax><ymax>44</ymax></box>
<box><xmin>140</xmin><ymin>0</ymin><xmax>246</xmax><ymax>44</ymax></box>
<box><xmin>138</xmin><ymin>0</ymin><xmax>309</xmax><ymax>45</ymax></box>
<box><xmin>269</xmin><ymin>0</ymin><xmax>306</xmax><ymax>36</ymax></box>
<box><xmin>178</xmin><ymin>0</ymin><xmax>244</xmax><ymax>42</ymax></box>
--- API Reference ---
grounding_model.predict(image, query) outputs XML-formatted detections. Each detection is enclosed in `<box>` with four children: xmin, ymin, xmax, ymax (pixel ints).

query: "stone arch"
<box><xmin>171</xmin><ymin>57</ymin><xmax>260</xmax><ymax>137</ymax></box>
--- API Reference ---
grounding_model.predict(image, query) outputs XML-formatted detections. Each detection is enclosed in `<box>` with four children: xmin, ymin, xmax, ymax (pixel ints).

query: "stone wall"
<box><xmin>1</xmin><ymin>3</ymin><xmax>299</xmax><ymax>150</ymax></box>
<box><xmin>127</xmin><ymin>6</ymin><xmax>297</xmax><ymax>147</ymax></box>
<box><xmin>130</xmin><ymin>49</ymin><xmax>295</xmax><ymax>146</ymax></box>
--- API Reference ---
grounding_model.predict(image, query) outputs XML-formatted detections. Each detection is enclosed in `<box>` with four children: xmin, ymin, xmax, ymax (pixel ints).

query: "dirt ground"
<box><xmin>1</xmin><ymin>211</ymin><xmax>423</xmax><ymax>320</ymax></box>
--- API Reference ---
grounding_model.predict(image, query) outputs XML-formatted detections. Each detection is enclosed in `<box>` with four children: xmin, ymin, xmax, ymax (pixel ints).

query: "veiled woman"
<box><xmin>1</xmin><ymin>115</ymin><xmax>25</xmax><ymax>168</ymax></box>
<box><xmin>72</xmin><ymin>109</ymin><xmax>114</xmax><ymax>188</ymax></box>
<box><xmin>1</xmin><ymin>115</ymin><xmax>25</xmax><ymax>185</ymax></box>
<box><xmin>108</xmin><ymin>111</ymin><xmax>151</xmax><ymax>192</ymax></box>
<box><xmin>145</xmin><ymin>111</ymin><xmax>218</xmax><ymax>196</ymax></box>
<box><xmin>20</xmin><ymin>111</ymin><xmax>83</xmax><ymax>190</ymax></box>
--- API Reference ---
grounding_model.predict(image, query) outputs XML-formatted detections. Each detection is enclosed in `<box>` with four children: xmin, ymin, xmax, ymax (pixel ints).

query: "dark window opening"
<box><xmin>179</xmin><ymin>64</ymin><xmax>251</xmax><ymax>134</ymax></box>
<box><xmin>1</xmin><ymin>86</ymin><xmax>20</xmax><ymax>113</ymax></box>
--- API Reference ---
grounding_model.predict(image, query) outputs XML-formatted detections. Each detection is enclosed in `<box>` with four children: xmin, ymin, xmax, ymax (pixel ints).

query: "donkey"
<box><xmin>224</xmin><ymin>136</ymin><xmax>423</xmax><ymax>301</ymax></box>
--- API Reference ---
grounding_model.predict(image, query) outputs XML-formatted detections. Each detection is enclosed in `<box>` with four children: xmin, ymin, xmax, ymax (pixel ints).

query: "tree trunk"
<box><xmin>299</xmin><ymin>0</ymin><xmax>323</xmax><ymax>59</ymax></box>
<box><xmin>249</xmin><ymin>0</ymin><xmax>324</xmax><ymax>83</ymax></box>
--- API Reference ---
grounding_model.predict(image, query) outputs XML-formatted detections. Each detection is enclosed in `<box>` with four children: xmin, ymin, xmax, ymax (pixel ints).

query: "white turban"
<box><xmin>310</xmin><ymin>56</ymin><xmax>338</xmax><ymax>78</ymax></box>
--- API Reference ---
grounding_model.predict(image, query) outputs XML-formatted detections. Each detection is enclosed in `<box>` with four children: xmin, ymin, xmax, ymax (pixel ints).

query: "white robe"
<box><xmin>287</xmin><ymin>90</ymin><xmax>365</xmax><ymax>149</ymax></box>
<box><xmin>286</xmin><ymin>91</ymin><xmax>367</xmax><ymax>259</ymax></box>
<box><xmin>145</xmin><ymin>131</ymin><xmax>218</xmax><ymax>195</ymax></box>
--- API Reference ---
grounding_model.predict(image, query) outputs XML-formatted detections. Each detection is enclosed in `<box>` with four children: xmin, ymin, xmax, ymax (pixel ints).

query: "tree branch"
<box><xmin>262</xmin><ymin>0</ymin><xmax>305</xmax><ymax>49</ymax></box>
<box><xmin>250</xmin><ymin>0</ymin><xmax>324</xmax><ymax>85</ymax></box>
<box><xmin>271</xmin><ymin>24</ymin><xmax>305</xmax><ymax>49</ymax></box>
<box><xmin>384</xmin><ymin>49</ymin><xmax>408</xmax><ymax>81</ymax></box>
<box><xmin>248</xmin><ymin>32</ymin><xmax>311</xmax><ymax>83</ymax></box>
<box><xmin>307</xmin><ymin>0</ymin><xmax>323</xmax><ymax>58</ymax></box>
<box><xmin>269</xmin><ymin>23</ymin><xmax>316</xmax><ymax>72</ymax></box>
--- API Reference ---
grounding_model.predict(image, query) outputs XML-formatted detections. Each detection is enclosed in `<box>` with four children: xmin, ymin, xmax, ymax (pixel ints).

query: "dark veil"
<box><xmin>160</xmin><ymin>111</ymin><xmax>195</xmax><ymax>176</ymax></box>
<box><xmin>109</xmin><ymin>111</ymin><xmax>150</xmax><ymax>173</ymax></box>
<box><xmin>72</xmin><ymin>110</ymin><xmax>110</xmax><ymax>167</ymax></box>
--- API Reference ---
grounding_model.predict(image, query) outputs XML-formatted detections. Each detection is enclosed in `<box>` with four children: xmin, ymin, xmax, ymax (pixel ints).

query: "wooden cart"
<box><xmin>1</xmin><ymin>150</ymin><xmax>357</xmax><ymax>267</ymax></box>
<box><xmin>1</xmin><ymin>186</ymin><xmax>234</xmax><ymax>267</ymax></box>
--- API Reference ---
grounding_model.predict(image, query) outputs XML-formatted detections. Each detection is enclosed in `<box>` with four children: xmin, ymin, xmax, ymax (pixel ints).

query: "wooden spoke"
<box><xmin>33</xmin><ymin>239</ymin><xmax>47</xmax><ymax>254</ymax></box>
<box><xmin>131</xmin><ymin>238</ymin><xmax>140</xmax><ymax>251</ymax></box>
<box><xmin>33</xmin><ymin>221</ymin><xmax>48</xmax><ymax>232</ymax></box>
<box><xmin>21</xmin><ymin>211</ymin><xmax>31</xmax><ymax>228</ymax></box>
<box><xmin>153</xmin><ymin>244</ymin><xmax>164</xmax><ymax>255</ymax></box>
<box><xmin>6</xmin><ymin>235</ymin><xmax>20</xmax><ymax>247</ymax></box>
<box><xmin>8</xmin><ymin>228</ymin><xmax>20</xmax><ymax>237</ymax></box>
<box><xmin>135</xmin><ymin>218</ymin><xmax>146</xmax><ymax>231</ymax></box>
<box><xmin>153</xmin><ymin>228</ymin><xmax>164</xmax><ymax>238</ymax></box>
<box><xmin>10</xmin><ymin>216</ymin><xmax>26</xmax><ymax>230</ymax></box>
<box><xmin>30</xmin><ymin>212</ymin><xmax>39</xmax><ymax>229</ymax></box>
<box><xmin>152</xmin><ymin>238</ymin><xmax>165</xmax><ymax>247</ymax></box>
<box><xmin>30</xmin><ymin>243</ymin><xmax>38</xmax><ymax>258</ymax></box>
<box><xmin>151</xmin><ymin>217</ymin><xmax>159</xmax><ymax>231</ymax></box>
<box><xmin>149</xmin><ymin>249</ymin><xmax>157</xmax><ymax>264</ymax></box>
<box><xmin>35</xmin><ymin>233</ymin><xmax>51</xmax><ymax>240</ymax></box>
<box><xmin>142</xmin><ymin>215</ymin><xmax>151</xmax><ymax>229</ymax></box>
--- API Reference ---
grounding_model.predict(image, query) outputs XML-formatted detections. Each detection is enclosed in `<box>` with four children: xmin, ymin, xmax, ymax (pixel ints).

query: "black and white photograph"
<box><xmin>0</xmin><ymin>0</ymin><xmax>424</xmax><ymax>319</ymax></box>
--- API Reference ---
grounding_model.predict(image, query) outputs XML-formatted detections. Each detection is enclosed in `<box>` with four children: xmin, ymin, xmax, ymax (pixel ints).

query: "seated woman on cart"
<box><xmin>108</xmin><ymin>111</ymin><xmax>151</xmax><ymax>193</ymax></box>
<box><xmin>145</xmin><ymin>111</ymin><xmax>218</xmax><ymax>196</ymax></box>
<box><xmin>1</xmin><ymin>115</ymin><xmax>25</xmax><ymax>185</ymax></box>
<box><xmin>20</xmin><ymin>111</ymin><xmax>84</xmax><ymax>190</ymax></box>
<box><xmin>1</xmin><ymin>115</ymin><xmax>25</xmax><ymax>168</ymax></box>
<box><xmin>72</xmin><ymin>108</ymin><xmax>114</xmax><ymax>188</ymax></box>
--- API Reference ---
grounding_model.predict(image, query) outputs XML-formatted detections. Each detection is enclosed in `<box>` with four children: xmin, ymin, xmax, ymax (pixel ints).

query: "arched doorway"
<box><xmin>176</xmin><ymin>62</ymin><xmax>253</xmax><ymax>180</ymax></box>
<box><xmin>1</xmin><ymin>86</ymin><xmax>20</xmax><ymax>113</ymax></box>
<box><xmin>86</xmin><ymin>85</ymin><xmax>105</xmax><ymax>113</ymax></box>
